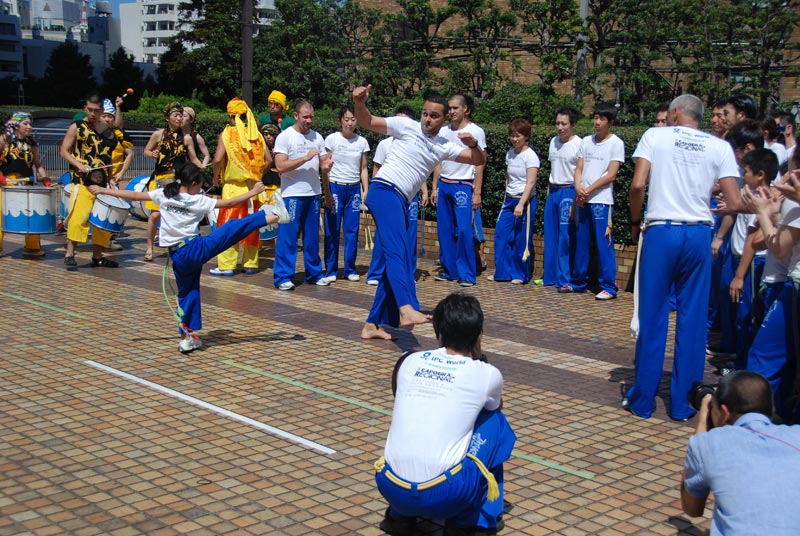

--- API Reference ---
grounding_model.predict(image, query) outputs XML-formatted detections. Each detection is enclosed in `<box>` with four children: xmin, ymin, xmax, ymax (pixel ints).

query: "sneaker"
<box><xmin>458</xmin><ymin>279</ymin><xmax>474</xmax><ymax>287</ymax></box>
<box><xmin>315</xmin><ymin>277</ymin><xmax>331</xmax><ymax>286</ymax></box>
<box><xmin>269</xmin><ymin>189</ymin><xmax>290</xmax><ymax>223</ymax></box>
<box><xmin>179</xmin><ymin>337</ymin><xmax>195</xmax><ymax>354</ymax></box>
<box><xmin>511</xmin><ymin>279</ymin><xmax>523</xmax><ymax>284</ymax></box>
<box><xmin>719</xmin><ymin>366</ymin><xmax>736</xmax><ymax>377</ymax></box>
<box><xmin>434</xmin><ymin>273</ymin><xmax>451</xmax><ymax>282</ymax></box>
<box><xmin>557</xmin><ymin>285</ymin><xmax>574</xmax><ymax>293</ymax></box>
<box><xmin>210</xmin><ymin>268</ymin><xmax>235</xmax><ymax>276</ymax></box>
<box><xmin>22</xmin><ymin>247</ymin><xmax>46</xmax><ymax>257</ymax></box>
<box><xmin>533</xmin><ymin>278</ymin><xmax>544</xmax><ymax>286</ymax></box>
<box><xmin>277</xmin><ymin>281</ymin><xmax>295</xmax><ymax>291</ymax></box>
<box><xmin>595</xmin><ymin>290</ymin><xmax>616</xmax><ymax>300</ymax></box>
<box><xmin>243</xmin><ymin>269</ymin><xmax>256</xmax><ymax>275</ymax></box>
<box><xmin>347</xmin><ymin>273</ymin><xmax>360</xmax><ymax>282</ymax></box>
<box><xmin>366</xmin><ymin>279</ymin><xmax>379</xmax><ymax>286</ymax></box>
<box><xmin>486</xmin><ymin>274</ymin><xmax>495</xmax><ymax>281</ymax></box>
<box><xmin>64</xmin><ymin>255</ymin><xmax>77</xmax><ymax>267</ymax></box>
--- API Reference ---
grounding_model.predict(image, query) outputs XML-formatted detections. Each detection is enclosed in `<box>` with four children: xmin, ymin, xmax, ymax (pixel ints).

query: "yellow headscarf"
<box><xmin>226</xmin><ymin>97</ymin><xmax>260</xmax><ymax>151</ymax></box>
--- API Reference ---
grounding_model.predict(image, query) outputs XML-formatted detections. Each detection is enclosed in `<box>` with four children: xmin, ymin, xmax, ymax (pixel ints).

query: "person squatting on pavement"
<box><xmin>625</xmin><ymin>94</ymin><xmax>742</xmax><ymax>421</ymax></box>
<box><xmin>375</xmin><ymin>292</ymin><xmax>516</xmax><ymax>536</ymax></box>
<box><xmin>352</xmin><ymin>84</ymin><xmax>485</xmax><ymax>340</ymax></box>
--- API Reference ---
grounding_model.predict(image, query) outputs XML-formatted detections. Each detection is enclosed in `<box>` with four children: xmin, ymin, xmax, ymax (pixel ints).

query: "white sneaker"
<box><xmin>316</xmin><ymin>276</ymin><xmax>332</xmax><ymax>286</ymax></box>
<box><xmin>366</xmin><ymin>279</ymin><xmax>379</xmax><ymax>286</ymax></box>
<box><xmin>270</xmin><ymin>189</ymin><xmax>290</xmax><ymax>223</ymax></box>
<box><xmin>595</xmin><ymin>290</ymin><xmax>616</xmax><ymax>300</ymax></box>
<box><xmin>347</xmin><ymin>274</ymin><xmax>360</xmax><ymax>282</ymax></box>
<box><xmin>179</xmin><ymin>338</ymin><xmax>195</xmax><ymax>354</ymax></box>
<box><xmin>278</xmin><ymin>281</ymin><xmax>295</xmax><ymax>291</ymax></box>
<box><xmin>210</xmin><ymin>268</ymin><xmax>234</xmax><ymax>276</ymax></box>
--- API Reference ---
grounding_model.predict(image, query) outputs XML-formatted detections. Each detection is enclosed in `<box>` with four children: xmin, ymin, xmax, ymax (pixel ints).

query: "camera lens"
<box><xmin>688</xmin><ymin>381</ymin><xmax>716</xmax><ymax>411</ymax></box>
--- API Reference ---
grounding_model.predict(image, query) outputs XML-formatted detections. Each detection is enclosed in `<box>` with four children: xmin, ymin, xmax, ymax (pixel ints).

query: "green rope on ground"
<box><xmin>161</xmin><ymin>254</ymin><xmax>186</xmax><ymax>334</ymax></box>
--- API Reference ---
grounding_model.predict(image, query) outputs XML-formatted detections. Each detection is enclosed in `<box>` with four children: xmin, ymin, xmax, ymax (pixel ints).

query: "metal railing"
<box><xmin>33</xmin><ymin>127</ymin><xmax>157</xmax><ymax>181</ymax></box>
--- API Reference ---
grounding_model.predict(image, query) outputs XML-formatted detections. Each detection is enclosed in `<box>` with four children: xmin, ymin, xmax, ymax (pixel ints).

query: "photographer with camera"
<box><xmin>681</xmin><ymin>371</ymin><xmax>800</xmax><ymax>535</ymax></box>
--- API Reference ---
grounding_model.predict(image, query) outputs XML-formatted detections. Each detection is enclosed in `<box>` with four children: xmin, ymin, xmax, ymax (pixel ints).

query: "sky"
<box><xmin>104</xmin><ymin>0</ymin><xmax>135</xmax><ymax>18</ymax></box>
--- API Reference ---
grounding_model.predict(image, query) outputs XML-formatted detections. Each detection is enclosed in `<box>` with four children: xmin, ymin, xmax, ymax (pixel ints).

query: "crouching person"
<box><xmin>375</xmin><ymin>292</ymin><xmax>516</xmax><ymax>535</ymax></box>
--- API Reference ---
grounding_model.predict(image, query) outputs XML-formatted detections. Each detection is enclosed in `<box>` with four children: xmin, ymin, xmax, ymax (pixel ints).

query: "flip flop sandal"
<box><xmin>91</xmin><ymin>257</ymin><xmax>119</xmax><ymax>268</ymax></box>
<box><xmin>144</xmin><ymin>250</ymin><xmax>153</xmax><ymax>262</ymax></box>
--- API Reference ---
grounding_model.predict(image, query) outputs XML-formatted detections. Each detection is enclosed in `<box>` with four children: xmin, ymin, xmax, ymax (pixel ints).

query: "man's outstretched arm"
<box><xmin>353</xmin><ymin>85</ymin><xmax>387</xmax><ymax>136</ymax></box>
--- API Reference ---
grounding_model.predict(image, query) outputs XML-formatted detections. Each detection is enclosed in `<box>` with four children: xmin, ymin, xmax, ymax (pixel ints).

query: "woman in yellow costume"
<box><xmin>210</xmin><ymin>98</ymin><xmax>267</xmax><ymax>276</ymax></box>
<box><xmin>143</xmin><ymin>102</ymin><xmax>188</xmax><ymax>261</ymax></box>
<box><xmin>0</xmin><ymin>112</ymin><xmax>51</xmax><ymax>256</ymax></box>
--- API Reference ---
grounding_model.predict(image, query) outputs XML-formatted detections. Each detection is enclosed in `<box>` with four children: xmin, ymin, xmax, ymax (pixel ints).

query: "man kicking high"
<box><xmin>352</xmin><ymin>85</ymin><xmax>485</xmax><ymax>339</ymax></box>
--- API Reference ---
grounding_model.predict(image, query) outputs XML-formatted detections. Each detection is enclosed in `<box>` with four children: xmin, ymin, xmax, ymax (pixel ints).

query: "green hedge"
<box><xmin>106</xmin><ymin>112</ymin><xmax>650</xmax><ymax>245</ymax></box>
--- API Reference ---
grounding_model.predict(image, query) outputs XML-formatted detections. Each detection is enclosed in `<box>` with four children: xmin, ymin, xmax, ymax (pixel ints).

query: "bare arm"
<box><xmin>144</xmin><ymin>130</ymin><xmax>161</xmax><ymax>159</ymax></box>
<box><xmin>744</xmin><ymin>185</ymin><xmax>800</xmax><ymax>259</ymax></box>
<box><xmin>431</xmin><ymin>163</ymin><xmax>441</xmax><ymax>206</ymax></box>
<box><xmin>629</xmin><ymin>157</ymin><xmax>650</xmax><ymax>244</ymax></box>
<box><xmin>88</xmin><ymin>184</ymin><xmax>150</xmax><ymax>201</ymax></box>
<box><xmin>514</xmin><ymin>167</ymin><xmax>539</xmax><ymax>218</ymax></box>
<box><xmin>196</xmin><ymin>133</ymin><xmax>211</xmax><ymax>167</ymax></box>
<box><xmin>273</xmin><ymin>149</ymin><xmax>321</xmax><ymax>175</ymax></box>
<box><xmin>473</xmin><ymin>163</ymin><xmax>485</xmax><ymax>210</ymax></box>
<box><xmin>185</xmin><ymin>132</ymin><xmax>203</xmax><ymax>169</ymax></box>
<box><xmin>212</xmin><ymin>132</ymin><xmax>226</xmax><ymax>186</ymax></box>
<box><xmin>215</xmin><ymin>183</ymin><xmax>265</xmax><ymax>208</ymax></box>
<box><xmin>359</xmin><ymin>152</ymin><xmax>369</xmax><ymax>194</ymax></box>
<box><xmin>584</xmin><ymin>160</ymin><xmax>621</xmax><ymax>195</ymax></box>
<box><xmin>352</xmin><ymin>85</ymin><xmax>387</xmax><ymax>135</ymax></box>
<box><xmin>114</xmin><ymin>146</ymin><xmax>134</xmax><ymax>184</ymax></box>
<box><xmin>31</xmin><ymin>145</ymin><xmax>49</xmax><ymax>182</ymax></box>
<box><xmin>453</xmin><ymin>133</ymin><xmax>486</xmax><ymax>166</ymax></box>
<box><xmin>60</xmin><ymin>123</ymin><xmax>91</xmax><ymax>174</ymax></box>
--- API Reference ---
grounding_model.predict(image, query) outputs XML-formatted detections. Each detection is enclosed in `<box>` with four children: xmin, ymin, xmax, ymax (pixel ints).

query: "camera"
<box><xmin>688</xmin><ymin>381</ymin><xmax>716</xmax><ymax>412</ymax></box>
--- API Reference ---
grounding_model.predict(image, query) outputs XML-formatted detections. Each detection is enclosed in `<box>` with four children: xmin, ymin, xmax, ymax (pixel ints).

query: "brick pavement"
<box><xmin>0</xmin><ymin>219</ymin><xmax>716</xmax><ymax>535</ymax></box>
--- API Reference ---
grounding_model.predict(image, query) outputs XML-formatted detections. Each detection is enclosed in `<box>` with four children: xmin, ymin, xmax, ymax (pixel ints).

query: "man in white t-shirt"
<box><xmin>365</xmin><ymin>106</ymin><xmax>426</xmax><ymax>286</ymax></box>
<box><xmin>544</xmin><ymin>106</ymin><xmax>581</xmax><ymax>291</ymax></box>
<box><xmin>352</xmin><ymin>84</ymin><xmax>485</xmax><ymax>340</ymax></box>
<box><xmin>432</xmin><ymin>95</ymin><xmax>487</xmax><ymax>287</ymax></box>
<box><xmin>626</xmin><ymin>94</ymin><xmax>743</xmax><ymax>420</ymax></box>
<box><xmin>272</xmin><ymin>100</ymin><xmax>332</xmax><ymax>291</ymax></box>
<box><xmin>376</xmin><ymin>293</ymin><xmax>516</xmax><ymax>536</ymax></box>
<box><xmin>571</xmin><ymin>102</ymin><xmax>625</xmax><ymax>300</ymax></box>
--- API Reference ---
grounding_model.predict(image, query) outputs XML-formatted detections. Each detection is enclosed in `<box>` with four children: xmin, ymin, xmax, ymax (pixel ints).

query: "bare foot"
<box><xmin>399</xmin><ymin>307</ymin><xmax>432</xmax><ymax>328</ymax></box>
<box><xmin>361</xmin><ymin>323</ymin><xmax>396</xmax><ymax>340</ymax></box>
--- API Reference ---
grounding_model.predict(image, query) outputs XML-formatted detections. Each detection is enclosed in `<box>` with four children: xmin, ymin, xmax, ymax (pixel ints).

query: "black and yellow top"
<box><xmin>69</xmin><ymin>120</ymin><xmax>117</xmax><ymax>184</ymax></box>
<box><xmin>154</xmin><ymin>128</ymin><xmax>187</xmax><ymax>176</ymax></box>
<box><xmin>0</xmin><ymin>135</ymin><xmax>37</xmax><ymax>178</ymax></box>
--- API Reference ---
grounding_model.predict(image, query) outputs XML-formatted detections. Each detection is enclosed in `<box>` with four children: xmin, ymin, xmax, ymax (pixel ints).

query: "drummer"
<box><xmin>101</xmin><ymin>97</ymin><xmax>134</xmax><ymax>252</ymax></box>
<box><xmin>0</xmin><ymin>112</ymin><xmax>52</xmax><ymax>256</ymax></box>
<box><xmin>142</xmin><ymin>101</ymin><xmax>188</xmax><ymax>262</ymax></box>
<box><xmin>59</xmin><ymin>93</ymin><xmax>119</xmax><ymax>268</ymax></box>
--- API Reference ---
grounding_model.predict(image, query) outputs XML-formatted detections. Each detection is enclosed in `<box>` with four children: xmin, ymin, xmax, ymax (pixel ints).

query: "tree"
<box><xmin>509</xmin><ymin>0</ymin><xmax>584</xmax><ymax>88</ymax></box>
<box><xmin>173</xmin><ymin>0</ymin><xmax>246</xmax><ymax>107</ymax></box>
<box><xmin>441</xmin><ymin>0</ymin><xmax>517</xmax><ymax>97</ymax></box>
<box><xmin>365</xmin><ymin>0</ymin><xmax>454</xmax><ymax>101</ymax></box>
<box><xmin>253</xmin><ymin>0</ymin><xmax>347</xmax><ymax>107</ymax></box>
<box><xmin>100</xmin><ymin>47</ymin><xmax>144</xmax><ymax>110</ymax></box>
<box><xmin>39</xmin><ymin>42</ymin><xmax>96</xmax><ymax>107</ymax></box>
<box><xmin>155</xmin><ymin>42</ymin><xmax>202</xmax><ymax>98</ymax></box>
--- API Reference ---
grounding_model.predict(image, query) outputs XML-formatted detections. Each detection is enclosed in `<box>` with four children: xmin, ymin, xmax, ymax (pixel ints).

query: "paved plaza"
<box><xmin>1</xmin><ymin>219</ymin><xmax>717</xmax><ymax>535</ymax></box>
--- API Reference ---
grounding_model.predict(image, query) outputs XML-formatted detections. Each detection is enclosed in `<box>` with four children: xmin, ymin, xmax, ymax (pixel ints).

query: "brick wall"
<box><xmin>358</xmin><ymin>213</ymin><xmax>638</xmax><ymax>291</ymax></box>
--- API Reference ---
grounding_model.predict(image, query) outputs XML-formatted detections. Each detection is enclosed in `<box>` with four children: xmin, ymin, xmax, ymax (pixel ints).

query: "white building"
<box><xmin>120</xmin><ymin>0</ymin><xmax>277</xmax><ymax>65</ymax></box>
